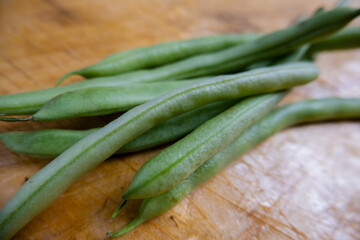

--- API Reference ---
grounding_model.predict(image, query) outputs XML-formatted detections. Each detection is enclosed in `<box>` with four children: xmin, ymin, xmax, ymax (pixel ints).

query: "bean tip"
<box><xmin>55</xmin><ymin>71</ymin><xmax>78</xmax><ymax>86</ymax></box>
<box><xmin>105</xmin><ymin>217</ymin><xmax>143</xmax><ymax>237</ymax></box>
<box><xmin>121</xmin><ymin>191</ymin><xmax>129</xmax><ymax>200</ymax></box>
<box><xmin>111</xmin><ymin>200</ymin><xmax>128</xmax><ymax>219</ymax></box>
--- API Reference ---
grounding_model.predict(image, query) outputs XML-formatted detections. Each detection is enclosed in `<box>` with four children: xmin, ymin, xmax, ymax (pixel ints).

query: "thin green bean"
<box><xmin>122</xmin><ymin>92</ymin><xmax>287</xmax><ymax>199</ymax></box>
<box><xmin>0</xmin><ymin>77</ymin><xmax>208</xmax><ymax>116</ymax></box>
<box><xmin>108</xmin><ymin>97</ymin><xmax>360</xmax><ymax>237</ymax></box>
<box><xmin>0</xmin><ymin>79</ymin><xmax>207</xmax><ymax>122</ymax></box>
<box><xmin>0</xmin><ymin>63</ymin><xmax>318</xmax><ymax>240</ymax></box>
<box><xmin>307</xmin><ymin>26</ymin><xmax>360</xmax><ymax>54</ymax></box>
<box><xmin>0</xmin><ymin>100</ymin><xmax>236</xmax><ymax>157</ymax></box>
<box><xmin>246</xmin><ymin>25</ymin><xmax>360</xmax><ymax>70</ymax></box>
<box><xmin>56</xmin><ymin>34</ymin><xmax>261</xmax><ymax>85</ymax></box>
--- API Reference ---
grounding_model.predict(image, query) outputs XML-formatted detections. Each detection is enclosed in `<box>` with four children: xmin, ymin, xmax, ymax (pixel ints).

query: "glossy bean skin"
<box><xmin>108</xmin><ymin>97</ymin><xmax>360</xmax><ymax>237</ymax></box>
<box><xmin>0</xmin><ymin>79</ymin><xmax>206</xmax><ymax>122</ymax></box>
<box><xmin>56</xmin><ymin>34</ymin><xmax>261</xmax><ymax>84</ymax></box>
<box><xmin>0</xmin><ymin>100</ymin><xmax>236</xmax><ymax>157</ymax></box>
<box><xmin>1</xmin><ymin>7</ymin><xmax>358</xmax><ymax>116</ymax></box>
<box><xmin>122</xmin><ymin>92</ymin><xmax>287</xmax><ymax>200</ymax></box>
<box><xmin>0</xmin><ymin>63</ymin><xmax>318</xmax><ymax>240</ymax></box>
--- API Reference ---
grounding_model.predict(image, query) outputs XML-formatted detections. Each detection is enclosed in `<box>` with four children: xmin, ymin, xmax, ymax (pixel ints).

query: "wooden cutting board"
<box><xmin>1</xmin><ymin>0</ymin><xmax>359</xmax><ymax>239</ymax></box>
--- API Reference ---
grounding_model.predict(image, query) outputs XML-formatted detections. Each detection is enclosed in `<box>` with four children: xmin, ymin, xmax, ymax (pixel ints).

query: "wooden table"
<box><xmin>1</xmin><ymin>0</ymin><xmax>359</xmax><ymax>239</ymax></box>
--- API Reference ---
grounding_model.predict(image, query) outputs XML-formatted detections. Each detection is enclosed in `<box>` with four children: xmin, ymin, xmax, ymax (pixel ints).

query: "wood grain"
<box><xmin>0</xmin><ymin>0</ymin><xmax>359</xmax><ymax>239</ymax></box>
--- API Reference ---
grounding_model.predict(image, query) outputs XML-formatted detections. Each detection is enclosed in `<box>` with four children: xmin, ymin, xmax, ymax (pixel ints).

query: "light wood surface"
<box><xmin>0</xmin><ymin>0</ymin><xmax>359</xmax><ymax>239</ymax></box>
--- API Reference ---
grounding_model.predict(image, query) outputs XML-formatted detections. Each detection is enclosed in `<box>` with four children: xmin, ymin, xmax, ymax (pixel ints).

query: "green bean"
<box><xmin>0</xmin><ymin>129</ymin><xmax>98</xmax><ymax>158</ymax></box>
<box><xmin>247</xmin><ymin>25</ymin><xmax>360</xmax><ymax>70</ymax></box>
<box><xmin>0</xmin><ymin>100</ymin><xmax>236</xmax><ymax>157</ymax></box>
<box><xmin>1</xmin><ymin>7</ymin><xmax>358</xmax><ymax>116</ymax></box>
<box><xmin>56</xmin><ymin>34</ymin><xmax>261</xmax><ymax>85</ymax></box>
<box><xmin>247</xmin><ymin>44</ymin><xmax>311</xmax><ymax>70</ymax></box>
<box><xmin>0</xmin><ymin>63</ymin><xmax>318</xmax><ymax>240</ymax></box>
<box><xmin>107</xmin><ymin>97</ymin><xmax>360</xmax><ymax>237</ymax></box>
<box><xmin>122</xmin><ymin>92</ymin><xmax>287</xmax><ymax>200</ymax></box>
<box><xmin>0</xmin><ymin>79</ymin><xmax>207</xmax><ymax>122</ymax></box>
<box><xmin>307</xmin><ymin>26</ymin><xmax>360</xmax><ymax>54</ymax></box>
<box><xmin>0</xmin><ymin>77</ymin><xmax>209</xmax><ymax>116</ymax></box>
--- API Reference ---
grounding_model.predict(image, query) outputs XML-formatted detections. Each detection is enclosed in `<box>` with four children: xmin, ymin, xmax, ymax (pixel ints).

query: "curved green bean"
<box><xmin>0</xmin><ymin>100</ymin><xmax>236</xmax><ymax>157</ymax></box>
<box><xmin>1</xmin><ymin>7</ymin><xmax>358</xmax><ymax>116</ymax></box>
<box><xmin>0</xmin><ymin>79</ymin><xmax>206</xmax><ymax>122</ymax></box>
<box><xmin>122</xmin><ymin>92</ymin><xmax>287</xmax><ymax>200</ymax></box>
<box><xmin>107</xmin><ymin>97</ymin><xmax>360</xmax><ymax>237</ymax></box>
<box><xmin>0</xmin><ymin>63</ymin><xmax>318</xmax><ymax>240</ymax></box>
<box><xmin>56</xmin><ymin>34</ymin><xmax>261</xmax><ymax>85</ymax></box>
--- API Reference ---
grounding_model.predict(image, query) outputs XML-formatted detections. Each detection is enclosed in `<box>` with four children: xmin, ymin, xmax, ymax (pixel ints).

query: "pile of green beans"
<box><xmin>0</xmin><ymin>63</ymin><xmax>318</xmax><ymax>240</ymax></box>
<box><xmin>0</xmin><ymin>23</ymin><xmax>358</xmax><ymax>151</ymax></box>
<box><xmin>0</xmin><ymin>7</ymin><xmax>358</xmax><ymax>119</ymax></box>
<box><xmin>107</xmin><ymin>97</ymin><xmax>360</xmax><ymax>237</ymax></box>
<box><xmin>0</xmin><ymin>6</ymin><xmax>359</xmax><ymax>240</ymax></box>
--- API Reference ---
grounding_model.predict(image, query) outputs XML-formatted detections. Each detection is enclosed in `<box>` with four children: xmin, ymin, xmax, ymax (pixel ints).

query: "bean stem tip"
<box><xmin>106</xmin><ymin>217</ymin><xmax>143</xmax><ymax>237</ymax></box>
<box><xmin>55</xmin><ymin>71</ymin><xmax>79</xmax><ymax>86</ymax></box>
<box><xmin>111</xmin><ymin>200</ymin><xmax>128</xmax><ymax>219</ymax></box>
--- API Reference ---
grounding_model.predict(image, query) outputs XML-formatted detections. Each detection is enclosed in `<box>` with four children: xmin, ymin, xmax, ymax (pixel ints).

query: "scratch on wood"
<box><xmin>45</xmin><ymin>0</ymin><xmax>78</xmax><ymax>21</ymax></box>
<box><xmin>163</xmin><ymin>211</ymin><xmax>207</xmax><ymax>237</ymax></box>
<box><xmin>148</xmin><ymin>221</ymin><xmax>177</xmax><ymax>240</ymax></box>
<box><xmin>205</xmin><ymin>187</ymin><xmax>301</xmax><ymax>239</ymax></box>
<box><xmin>122</xmin><ymin>160</ymin><xmax>139</xmax><ymax>173</ymax></box>
<box><xmin>0</xmin><ymin>54</ymin><xmax>42</xmax><ymax>88</ymax></box>
<box><xmin>279</xmin><ymin>211</ymin><xmax>308</xmax><ymax>240</ymax></box>
<box><xmin>169</xmin><ymin>215</ymin><xmax>179</xmax><ymax>227</ymax></box>
<box><xmin>185</xmin><ymin>197</ymin><xmax>222</xmax><ymax>239</ymax></box>
<box><xmin>211</xmin><ymin>11</ymin><xmax>259</xmax><ymax>33</ymax></box>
